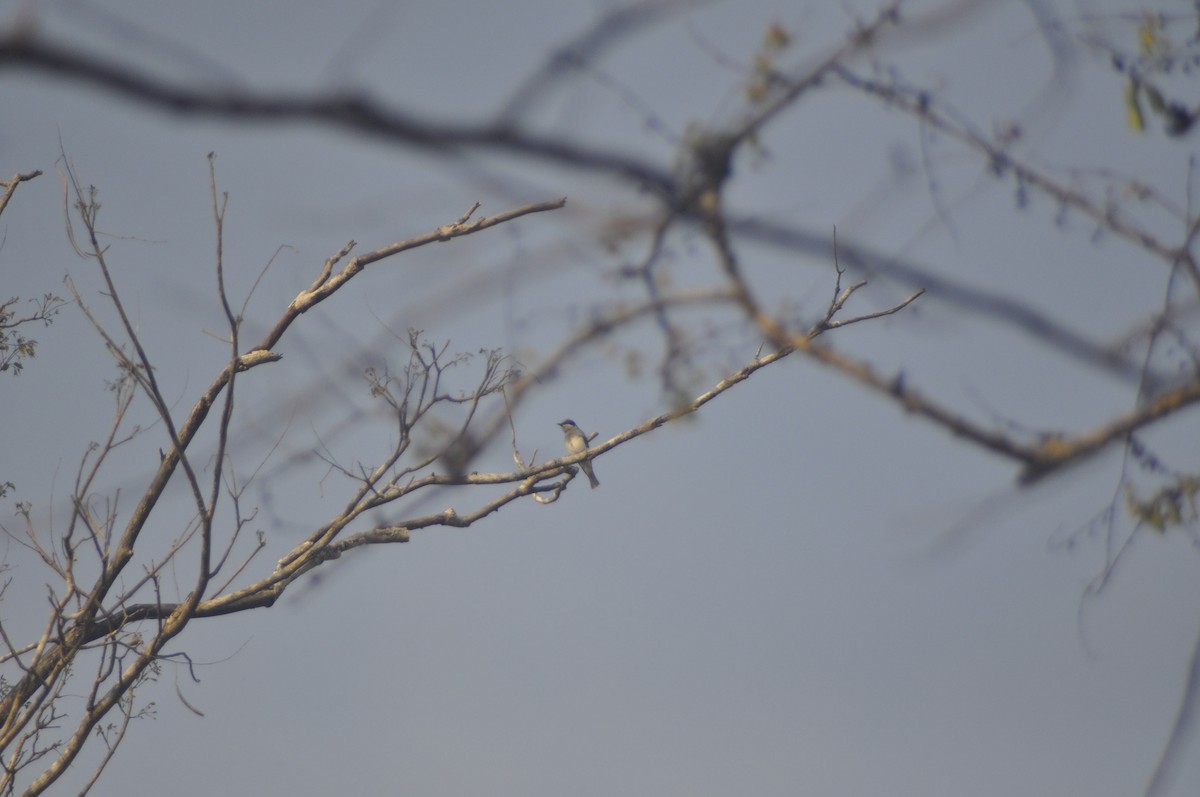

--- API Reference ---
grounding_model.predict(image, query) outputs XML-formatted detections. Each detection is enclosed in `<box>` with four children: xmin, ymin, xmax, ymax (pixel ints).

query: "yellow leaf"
<box><xmin>1139</xmin><ymin>13</ymin><xmax>1164</xmax><ymax>57</ymax></box>
<box><xmin>1125</xmin><ymin>80</ymin><xmax>1144</xmax><ymax>132</ymax></box>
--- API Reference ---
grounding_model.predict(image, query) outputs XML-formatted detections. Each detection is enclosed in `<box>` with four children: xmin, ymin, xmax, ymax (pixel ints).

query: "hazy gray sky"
<box><xmin>3</xmin><ymin>1</ymin><xmax>1199</xmax><ymax>794</ymax></box>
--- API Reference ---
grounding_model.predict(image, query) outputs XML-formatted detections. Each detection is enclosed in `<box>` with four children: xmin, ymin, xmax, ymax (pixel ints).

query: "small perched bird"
<box><xmin>558</xmin><ymin>419</ymin><xmax>599</xmax><ymax>489</ymax></box>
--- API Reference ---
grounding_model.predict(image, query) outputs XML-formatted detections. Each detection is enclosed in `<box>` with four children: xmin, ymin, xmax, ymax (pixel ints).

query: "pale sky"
<box><xmin>3</xmin><ymin>1</ymin><xmax>1199</xmax><ymax>795</ymax></box>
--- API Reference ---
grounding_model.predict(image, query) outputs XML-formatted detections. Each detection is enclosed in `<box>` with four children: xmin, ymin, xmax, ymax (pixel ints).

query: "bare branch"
<box><xmin>0</xmin><ymin>38</ymin><xmax>674</xmax><ymax>196</ymax></box>
<box><xmin>0</xmin><ymin>169</ymin><xmax>41</xmax><ymax>219</ymax></box>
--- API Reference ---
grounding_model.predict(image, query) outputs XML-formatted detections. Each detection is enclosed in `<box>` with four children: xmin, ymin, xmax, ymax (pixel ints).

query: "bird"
<box><xmin>558</xmin><ymin>419</ymin><xmax>599</xmax><ymax>489</ymax></box>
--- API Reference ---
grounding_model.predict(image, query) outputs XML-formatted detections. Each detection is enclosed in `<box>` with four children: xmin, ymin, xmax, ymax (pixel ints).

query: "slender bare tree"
<box><xmin>0</xmin><ymin>2</ymin><xmax>1197</xmax><ymax>794</ymax></box>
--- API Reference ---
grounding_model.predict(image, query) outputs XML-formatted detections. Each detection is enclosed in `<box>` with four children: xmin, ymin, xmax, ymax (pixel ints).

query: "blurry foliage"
<box><xmin>1125</xmin><ymin>435</ymin><xmax>1200</xmax><ymax>533</ymax></box>
<box><xmin>0</xmin><ymin>293</ymin><xmax>64</xmax><ymax>376</ymax></box>
<box><xmin>745</xmin><ymin>21</ymin><xmax>793</xmax><ymax>104</ymax></box>
<box><xmin>1125</xmin><ymin>474</ymin><xmax>1200</xmax><ymax>533</ymax></box>
<box><xmin>1117</xmin><ymin>11</ymin><xmax>1200</xmax><ymax>136</ymax></box>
